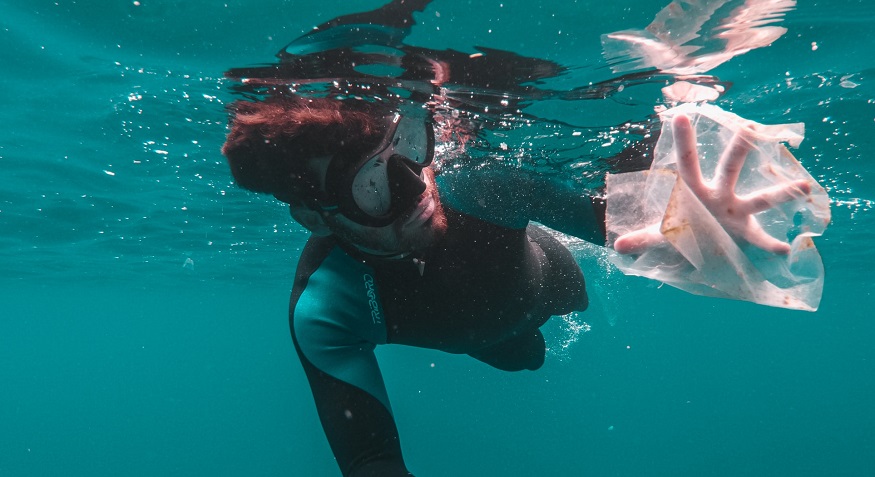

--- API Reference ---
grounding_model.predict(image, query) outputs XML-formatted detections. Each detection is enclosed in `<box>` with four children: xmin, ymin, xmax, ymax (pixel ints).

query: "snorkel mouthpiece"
<box><xmin>388</xmin><ymin>154</ymin><xmax>428</xmax><ymax>203</ymax></box>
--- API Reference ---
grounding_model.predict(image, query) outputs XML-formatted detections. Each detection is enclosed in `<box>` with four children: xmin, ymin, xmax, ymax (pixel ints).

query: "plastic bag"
<box><xmin>605</xmin><ymin>103</ymin><xmax>830</xmax><ymax>311</ymax></box>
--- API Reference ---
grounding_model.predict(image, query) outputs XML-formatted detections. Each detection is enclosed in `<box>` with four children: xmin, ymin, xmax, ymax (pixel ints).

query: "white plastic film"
<box><xmin>605</xmin><ymin>103</ymin><xmax>830</xmax><ymax>311</ymax></box>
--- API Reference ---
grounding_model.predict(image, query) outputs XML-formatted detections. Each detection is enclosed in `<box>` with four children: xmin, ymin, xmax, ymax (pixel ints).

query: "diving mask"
<box><xmin>315</xmin><ymin>113</ymin><xmax>435</xmax><ymax>227</ymax></box>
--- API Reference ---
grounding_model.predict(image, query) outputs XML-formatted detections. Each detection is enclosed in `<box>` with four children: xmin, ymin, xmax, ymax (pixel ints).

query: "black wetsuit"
<box><xmin>290</xmin><ymin>208</ymin><xmax>588</xmax><ymax>476</ymax></box>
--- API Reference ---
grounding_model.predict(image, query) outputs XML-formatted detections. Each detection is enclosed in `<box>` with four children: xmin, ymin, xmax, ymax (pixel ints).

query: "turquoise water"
<box><xmin>2</xmin><ymin>0</ymin><xmax>874</xmax><ymax>476</ymax></box>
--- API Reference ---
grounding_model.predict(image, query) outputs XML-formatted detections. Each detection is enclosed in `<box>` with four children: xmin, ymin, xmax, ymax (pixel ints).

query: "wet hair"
<box><xmin>221</xmin><ymin>95</ymin><xmax>389</xmax><ymax>203</ymax></box>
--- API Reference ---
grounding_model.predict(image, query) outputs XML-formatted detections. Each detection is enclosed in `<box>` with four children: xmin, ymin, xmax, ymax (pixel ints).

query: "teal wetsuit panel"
<box><xmin>294</xmin><ymin>246</ymin><xmax>391</xmax><ymax>412</ymax></box>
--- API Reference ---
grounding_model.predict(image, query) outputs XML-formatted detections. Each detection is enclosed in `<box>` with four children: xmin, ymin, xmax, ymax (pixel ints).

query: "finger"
<box><xmin>712</xmin><ymin>129</ymin><xmax>754</xmax><ymax>193</ymax></box>
<box><xmin>741</xmin><ymin>218</ymin><xmax>791</xmax><ymax>255</ymax></box>
<box><xmin>614</xmin><ymin>223</ymin><xmax>665</xmax><ymax>255</ymax></box>
<box><xmin>672</xmin><ymin>114</ymin><xmax>709</xmax><ymax>197</ymax></box>
<box><xmin>740</xmin><ymin>179</ymin><xmax>812</xmax><ymax>215</ymax></box>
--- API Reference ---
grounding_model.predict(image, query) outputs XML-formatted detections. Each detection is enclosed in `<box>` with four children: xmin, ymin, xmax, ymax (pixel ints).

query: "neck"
<box><xmin>356</xmin><ymin>247</ymin><xmax>413</xmax><ymax>261</ymax></box>
<box><xmin>340</xmin><ymin>240</ymin><xmax>414</xmax><ymax>261</ymax></box>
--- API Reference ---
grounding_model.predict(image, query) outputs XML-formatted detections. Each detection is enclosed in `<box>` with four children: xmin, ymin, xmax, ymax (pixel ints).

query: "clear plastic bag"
<box><xmin>605</xmin><ymin>103</ymin><xmax>831</xmax><ymax>311</ymax></box>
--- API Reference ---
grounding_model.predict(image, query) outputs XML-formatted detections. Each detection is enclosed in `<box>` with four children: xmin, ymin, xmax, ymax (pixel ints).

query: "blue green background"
<box><xmin>1</xmin><ymin>1</ymin><xmax>873</xmax><ymax>475</ymax></box>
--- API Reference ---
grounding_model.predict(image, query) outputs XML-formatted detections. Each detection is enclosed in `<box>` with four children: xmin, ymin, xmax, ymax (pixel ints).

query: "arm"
<box><xmin>436</xmin><ymin>165</ymin><xmax>606</xmax><ymax>244</ymax></box>
<box><xmin>440</xmin><ymin>103</ymin><xmax>828</xmax><ymax>310</ymax></box>
<box><xmin>436</xmin><ymin>115</ymin><xmax>809</xmax><ymax>253</ymax></box>
<box><xmin>291</xmin><ymin>240</ymin><xmax>414</xmax><ymax>477</ymax></box>
<box><xmin>292</xmin><ymin>316</ymin><xmax>412</xmax><ymax>477</ymax></box>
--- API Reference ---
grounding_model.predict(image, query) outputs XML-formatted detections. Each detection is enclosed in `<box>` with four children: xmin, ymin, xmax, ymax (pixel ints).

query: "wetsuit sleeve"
<box><xmin>291</xmin><ymin>243</ymin><xmax>414</xmax><ymax>477</ymax></box>
<box><xmin>437</xmin><ymin>165</ymin><xmax>606</xmax><ymax>244</ymax></box>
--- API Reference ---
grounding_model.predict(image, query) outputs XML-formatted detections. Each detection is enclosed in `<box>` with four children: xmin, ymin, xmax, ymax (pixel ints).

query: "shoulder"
<box><xmin>436</xmin><ymin>167</ymin><xmax>530</xmax><ymax>230</ymax></box>
<box><xmin>293</xmin><ymin>245</ymin><xmax>388</xmax><ymax>347</ymax></box>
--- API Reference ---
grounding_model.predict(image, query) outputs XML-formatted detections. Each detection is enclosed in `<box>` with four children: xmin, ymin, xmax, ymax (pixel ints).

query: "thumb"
<box><xmin>614</xmin><ymin>223</ymin><xmax>665</xmax><ymax>255</ymax></box>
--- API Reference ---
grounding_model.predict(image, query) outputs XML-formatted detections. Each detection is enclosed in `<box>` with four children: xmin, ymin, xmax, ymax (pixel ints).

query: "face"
<box><xmin>324</xmin><ymin>114</ymin><xmax>436</xmax><ymax>227</ymax></box>
<box><xmin>323</xmin><ymin>166</ymin><xmax>447</xmax><ymax>255</ymax></box>
<box><xmin>301</xmin><ymin>114</ymin><xmax>448</xmax><ymax>256</ymax></box>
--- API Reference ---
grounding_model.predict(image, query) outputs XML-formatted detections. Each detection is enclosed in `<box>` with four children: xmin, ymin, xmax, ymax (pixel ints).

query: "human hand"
<box><xmin>613</xmin><ymin>114</ymin><xmax>811</xmax><ymax>256</ymax></box>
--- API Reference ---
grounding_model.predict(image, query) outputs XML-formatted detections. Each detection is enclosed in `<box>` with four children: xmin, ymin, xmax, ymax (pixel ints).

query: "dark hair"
<box><xmin>221</xmin><ymin>95</ymin><xmax>389</xmax><ymax>203</ymax></box>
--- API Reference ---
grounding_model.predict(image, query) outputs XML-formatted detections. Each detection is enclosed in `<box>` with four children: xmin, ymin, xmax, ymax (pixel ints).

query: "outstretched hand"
<box><xmin>614</xmin><ymin>114</ymin><xmax>811</xmax><ymax>256</ymax></box>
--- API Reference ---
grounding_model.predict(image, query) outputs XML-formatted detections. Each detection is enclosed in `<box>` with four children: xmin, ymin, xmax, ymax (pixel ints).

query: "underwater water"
<box><xmin>1</xmin><ymin>0</ymin><xmax>873</xmax><ymax>476</ymax></box>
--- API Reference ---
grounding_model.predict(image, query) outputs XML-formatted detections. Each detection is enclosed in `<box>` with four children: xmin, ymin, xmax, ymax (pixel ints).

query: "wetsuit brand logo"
<box><xmin>363</xmin><ymin>274</ymin><xmax>383</xmax><ymax>325</ymax></box>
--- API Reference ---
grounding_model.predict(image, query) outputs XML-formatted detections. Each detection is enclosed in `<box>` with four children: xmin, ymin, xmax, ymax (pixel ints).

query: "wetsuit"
<box><xmin>290</xmin><ymin>207</ymin><xmax>588</xmax><ymax>476</ymax></box>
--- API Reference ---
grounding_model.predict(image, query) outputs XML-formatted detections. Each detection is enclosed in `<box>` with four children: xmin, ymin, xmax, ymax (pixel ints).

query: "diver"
<box><xmin>220</xmin><ymin>1</ymin><xmax>816</xmax><ymax>475</ymax></box>
<box><xmin>221</xmin><ymin>94</ymin><xmax>810</xmax><ymax>477</ymax></box>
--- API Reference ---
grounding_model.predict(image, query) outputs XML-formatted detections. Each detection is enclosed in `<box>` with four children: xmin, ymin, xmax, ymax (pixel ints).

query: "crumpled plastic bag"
<box><xmin>605</xmin><ymin>103</ymin><xmax>831</xmax><ymax>311</ymax></box>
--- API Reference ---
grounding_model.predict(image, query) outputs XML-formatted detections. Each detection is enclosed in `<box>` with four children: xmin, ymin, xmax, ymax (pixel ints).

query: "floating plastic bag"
<box><xmin>605</xmin><ymin>103</ymin><xmax>830</xmax><ymax>311</ymax></box>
